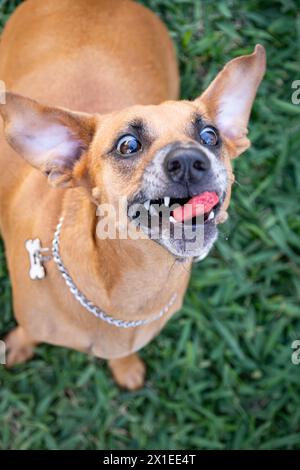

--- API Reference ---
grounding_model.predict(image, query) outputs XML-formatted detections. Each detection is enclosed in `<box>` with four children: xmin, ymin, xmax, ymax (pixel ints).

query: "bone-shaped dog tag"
<box><xmin>25</xmin><ymin>239</ymin><xmax>47</xmax><ymax>280</ymax></box>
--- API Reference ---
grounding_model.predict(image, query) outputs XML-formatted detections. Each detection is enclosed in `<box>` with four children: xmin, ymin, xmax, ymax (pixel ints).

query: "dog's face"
<box><xmin>90</xmin><ymin>101</ymin><xmax>229</xmax><ymax>259</ymax></box>
<box><xmin>0</xmin><ymin>46</ymin><xmax>265</xmax><ymax>260</ymax></box>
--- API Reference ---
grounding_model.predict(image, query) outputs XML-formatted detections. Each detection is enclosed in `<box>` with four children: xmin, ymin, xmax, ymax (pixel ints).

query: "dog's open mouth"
<box><xmin>127</xmin><ymin>190</ymin><xmax>223</xmax><ymax>258</ymax></box>
<box><xmin>129</xmin><ymin>191</ymin><xmax>220</xmax><ymax>228</ymax></box>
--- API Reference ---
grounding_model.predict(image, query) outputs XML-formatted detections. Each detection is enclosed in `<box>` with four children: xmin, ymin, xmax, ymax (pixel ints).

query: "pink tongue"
<box><xmin>172</xmin><ymin>191</ymin><xmax>219</xmax><ymax>223</ymax></box>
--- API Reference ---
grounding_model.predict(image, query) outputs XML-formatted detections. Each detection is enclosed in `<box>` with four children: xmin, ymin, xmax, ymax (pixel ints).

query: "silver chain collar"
<box><xmin>51</xmin><ymin>217</ymin><xmax>177</xmax><ymax>328</ymax></box>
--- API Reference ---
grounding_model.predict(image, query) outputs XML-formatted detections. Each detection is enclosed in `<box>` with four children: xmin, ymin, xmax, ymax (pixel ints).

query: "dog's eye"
<box><xmin>116</xmin><ymin>135</ymin><xmax>142</xmax><ymax>155</ymax></box>
<box><xmin>199</xmin><ymin>126</ymin><xmax>219</xmax><ymax>146</ymax></box>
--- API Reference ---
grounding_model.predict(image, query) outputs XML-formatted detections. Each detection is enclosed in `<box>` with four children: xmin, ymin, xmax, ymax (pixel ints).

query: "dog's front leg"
<box><xmin>108</xmin><ymin>353</ymin><xmax>146</xmax><ymax>390</ymax></box>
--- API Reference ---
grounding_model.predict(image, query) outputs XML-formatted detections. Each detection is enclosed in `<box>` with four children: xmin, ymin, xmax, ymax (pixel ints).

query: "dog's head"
<box><xmin>0</xmin><ymin>45</ymin><xmax>265</xmax><ymax>260</ymax></box>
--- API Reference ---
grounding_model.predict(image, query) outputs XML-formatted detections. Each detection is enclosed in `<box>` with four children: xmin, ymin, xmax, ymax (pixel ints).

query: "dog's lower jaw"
<box><xmin>140</xmin><ymin>219</ymin><xmax>218</xmax><ymax>261</ymax></box>
<box><xmin>192</xmin><ymin>235</ymin><xmax>217</xmax><ymax>263</ymax></box>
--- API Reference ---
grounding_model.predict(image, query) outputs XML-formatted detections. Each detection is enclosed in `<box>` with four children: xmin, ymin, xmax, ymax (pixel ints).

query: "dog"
<box><xmin>0</xmin><ymin>0</ymin><xmax>265</xmax><ymax>389</ymax></box>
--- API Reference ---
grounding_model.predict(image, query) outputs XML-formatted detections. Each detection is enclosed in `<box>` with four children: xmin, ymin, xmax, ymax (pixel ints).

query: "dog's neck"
<box><xmin>58</xmin><ymin>188</ymin><xmax>191</xmax><ymax>320</ymax></box>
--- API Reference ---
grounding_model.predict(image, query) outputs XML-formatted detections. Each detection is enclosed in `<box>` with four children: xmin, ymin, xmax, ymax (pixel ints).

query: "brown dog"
<box><xmin>0</xmin><ymin>0</ymin><xmax>265</xmax><ymax>389</ymax></box>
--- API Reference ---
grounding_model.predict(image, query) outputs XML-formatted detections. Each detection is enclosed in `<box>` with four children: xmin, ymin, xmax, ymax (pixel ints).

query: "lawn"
<box><xmin>0</xmin><ymin>0</ymin><xmax>300</xmax><ymax>450</ymax></box>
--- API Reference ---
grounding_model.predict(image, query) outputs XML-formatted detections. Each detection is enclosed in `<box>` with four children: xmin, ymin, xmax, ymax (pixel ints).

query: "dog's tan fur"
<box><xmin>0</xmin><ymin>0</ymin><xmax>265</xmax><ymax>389</ymax></box>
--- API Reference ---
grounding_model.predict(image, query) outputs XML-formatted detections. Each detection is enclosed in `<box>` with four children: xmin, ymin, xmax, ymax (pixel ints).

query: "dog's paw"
<box><xmin>4</xmin><ymin>327</ymin><xmax>35</xmax><ymax>367</ymax></box>
<box><xmin>108</xmin><ymin>354</ymin><xmax>146</xmax><ymax>390</ymax></box>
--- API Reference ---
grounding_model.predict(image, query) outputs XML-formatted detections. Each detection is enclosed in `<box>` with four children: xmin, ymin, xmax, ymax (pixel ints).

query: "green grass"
<box><xmin>1</xmin><ymin>0</ymin><xmax>300</xmax><ymax>450</ymax></box>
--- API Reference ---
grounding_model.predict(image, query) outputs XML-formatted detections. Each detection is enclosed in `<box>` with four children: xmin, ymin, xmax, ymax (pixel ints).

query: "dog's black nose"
<box><xmin>165</xmin><ymin>146</ymin><xmax>211</xmax><ymax>184</ymax></box>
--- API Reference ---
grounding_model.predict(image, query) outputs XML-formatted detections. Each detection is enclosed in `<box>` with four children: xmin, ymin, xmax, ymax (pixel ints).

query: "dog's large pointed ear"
<box><xmin>0</xmin><ymin>92</ymin><xmax>97</xmax><ymax>187</ymax></box>
<box><xmin>195</xmin><ymin>44</ymin><xmax>266</xmax><ymax>158</ymax></box>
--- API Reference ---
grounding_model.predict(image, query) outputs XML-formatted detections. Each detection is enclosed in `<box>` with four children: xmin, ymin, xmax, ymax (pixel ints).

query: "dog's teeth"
<box><xmin>208</xmin><ymin>210</ymin><xmax>215</xmax><ymax>221</ymax></box>
<box><xmin>144</xmin><ymin>200</ymin><xmax>151</xmax><ymax>210</ymax></box>
<box><xmin>169</xmin><ymin>216</ymin><xmax>177</xmax><ymax>224</ymax></box>
<box><xmin>164</xmin><ymin>197</ymin><xmax>170</xmax><ymax>207</ymax></box>
<box><xmin>150</xmin><ymin>205</ymin><xmax>158</xmax><ymax>216</ymax></box>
